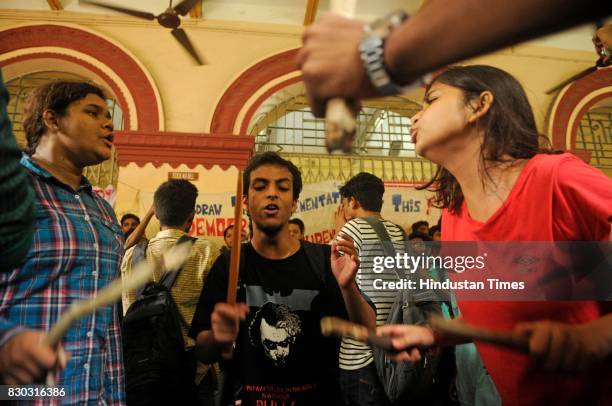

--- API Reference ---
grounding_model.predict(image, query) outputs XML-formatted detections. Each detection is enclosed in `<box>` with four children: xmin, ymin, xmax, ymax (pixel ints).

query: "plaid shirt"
<box><xmin>0</xmin><ymin>155</ymin><xmax>125</xmax><ymax>405</ymax></box>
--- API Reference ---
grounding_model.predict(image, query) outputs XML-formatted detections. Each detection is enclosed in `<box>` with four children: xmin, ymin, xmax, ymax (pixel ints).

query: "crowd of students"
<box><xmin>0</xmin><ymin>0</ymin><xmax>611</xmax><ymax>405</ymax></box>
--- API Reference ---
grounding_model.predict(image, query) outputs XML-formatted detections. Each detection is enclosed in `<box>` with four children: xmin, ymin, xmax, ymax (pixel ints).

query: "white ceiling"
<box><xmin>0</xmin><ymin>0</ymin><xmax>608</xmax><ymax>52</ymax></box>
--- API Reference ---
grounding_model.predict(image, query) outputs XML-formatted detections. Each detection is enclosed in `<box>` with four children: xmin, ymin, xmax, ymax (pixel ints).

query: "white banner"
<box><xmin>130</xmin><ymin>181</ymin><xmax>440</xmax><ymax>246</ymax></box>
<box><xmin>294</xmin><ymin>181</ymin><xmax>440</xmax><ymax>243</ymax></box>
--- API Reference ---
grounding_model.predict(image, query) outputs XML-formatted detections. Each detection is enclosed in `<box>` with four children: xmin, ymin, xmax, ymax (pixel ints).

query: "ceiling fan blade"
<box><xmin>173</xmin><ymin>0</ymin><xmax>201</xmax><ymax>16</ymax></box>
<box><xmin>171</xmin><ymin>28</ymin><xmax>205</xmax><ymax>65</ymax></box>
<box><xmin>545</xmin><ymin>66</ymin><xmax>597</xmax><ymax>95</ymax></box>
<box><xmin>80</xmin><ymin>0</ymin><xmax>156</xmax><ymax>21</ymax></box>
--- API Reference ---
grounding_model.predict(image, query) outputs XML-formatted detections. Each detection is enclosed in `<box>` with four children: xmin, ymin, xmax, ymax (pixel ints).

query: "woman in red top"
<box><xmin>378</xmin><ymin>65</ymin><xmax>612</xmax><ymax>405</ymax></box>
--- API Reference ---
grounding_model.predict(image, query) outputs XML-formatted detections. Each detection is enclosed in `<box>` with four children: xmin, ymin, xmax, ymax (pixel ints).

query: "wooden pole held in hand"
<box><xmin>222</xmin><ymin>171</ymin><xmax>244</xmax><ymax>359</ymax></box>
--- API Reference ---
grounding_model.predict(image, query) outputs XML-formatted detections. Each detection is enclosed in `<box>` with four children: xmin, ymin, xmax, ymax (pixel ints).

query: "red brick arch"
<box><xmin>0</xmin><ymin>24</ymin><xmax>162</xmax><ymax>131</ymax></box>
<box><xmin>549</xmin><ymin>67</ymin><xmax>612</xmax><ymax>159</ymax></box>
<box><xmin>210</xmin><ymin>48</ymin><xmax>301</xmax><ymax>134</ymax></box>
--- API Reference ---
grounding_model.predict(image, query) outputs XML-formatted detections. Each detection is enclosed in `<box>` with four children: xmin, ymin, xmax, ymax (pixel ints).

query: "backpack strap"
<box><xmin>159</xmin><ymin>234</ymin><xmax>197</xmax><ymax>290</ymax></box>
<box><xmin>301</xmin><ymin>240</ymin><xmax>329</xmax><ymax>287</ymax></box>
<box><xmin>132</xmin><ymin>239</ymin><xmax>150</xmax><ymax>298</ymax></box>
<box><xmin>362</xmin><ymin>217</ymin><xmax>404</xmax><ymax>280</ymax></box>
<box><xmin>362</xmin><ymin>217</ymin><xmax>439</xmax><ymax>304</ymax></box>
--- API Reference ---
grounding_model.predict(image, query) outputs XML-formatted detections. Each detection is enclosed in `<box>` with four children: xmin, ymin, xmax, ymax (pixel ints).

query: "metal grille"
<box><xmin>250</xmin><ymin>94</ymin><xmax>435</xmax><ymax>182</ymax></box>
<box><xmin>251</xmin><ymin>95</ymin><xmax>421</xmax><ymax>157</ymax></box>
<box><xmin>576</xmin><ymin>105</ymin><xmax>612</xmax><ymax>170</ymax></box>
<box><xmin>283</xmin><ymin>153</ymin><xmax>437</xmax><ymax>184</ymax></box>
<box><xmin>6</xmin><ymin>71</ymin><xmax>123</xmax><ymax>189</ymax></box>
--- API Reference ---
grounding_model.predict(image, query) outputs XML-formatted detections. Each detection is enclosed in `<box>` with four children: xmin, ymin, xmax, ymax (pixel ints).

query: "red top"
<box><xmin>442</xmin><ymin>153</ymin><xmax>612</xmax><ymax>406</ymax></box>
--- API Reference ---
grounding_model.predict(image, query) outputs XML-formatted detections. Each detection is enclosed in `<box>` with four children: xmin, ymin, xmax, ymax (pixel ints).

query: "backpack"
<box><xmin>362</xmin><ymin>217</ymin><xmax>444</xmax><ymax>404</ymax></box>
<box><xmin>122</xmin><ymin>234</ymin><xmax>199</xmax><ymax>406</ymax></box>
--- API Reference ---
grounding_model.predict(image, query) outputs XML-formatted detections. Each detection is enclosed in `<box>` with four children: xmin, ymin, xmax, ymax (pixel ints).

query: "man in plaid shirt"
<box><xmin>0</xmin><ymin>80</ymin><xmax>125</xmax><ymax>404</ymax></box>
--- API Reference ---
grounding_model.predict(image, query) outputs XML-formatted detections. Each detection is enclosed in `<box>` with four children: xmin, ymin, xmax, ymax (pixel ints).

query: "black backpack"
<box><xmin>122</xmin><ymin>235</ymin><xmax>199</xmax><ymax>406</ymax></box>
<box><xmin>362</xmin><ymin>217</ymin><xmax>444</xmax><ymax>404</ymax></box>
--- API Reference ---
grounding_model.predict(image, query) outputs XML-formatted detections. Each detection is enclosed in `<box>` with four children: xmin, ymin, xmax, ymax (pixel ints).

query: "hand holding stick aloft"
<box><xmin>124</xmin><ymin>205</ymin><xmax>155</xmax><ymax>250</ymax></box>
<box><xmin>298</xmin><ymin>12</ymin><xmax>375</xmax><ymax>118</ymax></box>
<box><xmin>298</xmin><ymin>0</ymin><xmax>366</xmax><ymax>152</ymax></box>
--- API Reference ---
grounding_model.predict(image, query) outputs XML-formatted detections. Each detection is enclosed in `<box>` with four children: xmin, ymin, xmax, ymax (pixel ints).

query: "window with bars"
<box><xmin>576</xmin><ymin>104</ymin><xmax>612</xmax><ymax>171</ymax></box>
<box><xmin>249</xmin><ymin>94</ymin><xmax>433</xmax><ymax>183</ymax></box>
<box><xmin>6</xmin><ymin>71</ymin><xmax>123</xmax><ymax>189</ymax></box>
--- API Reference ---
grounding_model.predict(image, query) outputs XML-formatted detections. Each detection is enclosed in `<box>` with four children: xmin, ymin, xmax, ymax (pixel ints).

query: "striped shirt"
<box><xmin>338</xmin><ymin>217</ymin><xmax>406</xmax><ymax>370</ymax></box>
<box><xmin>0</xmin><ymin>155</ymin><xmax>125</xmax><ymax>405</ymax></box>
<box><xmin>121</xmin><ymin>228</ymin><xmax>217</xmax><ymax>383</ymax></box>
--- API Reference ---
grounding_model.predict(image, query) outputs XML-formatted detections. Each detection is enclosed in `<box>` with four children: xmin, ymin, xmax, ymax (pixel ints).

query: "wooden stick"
<box><xmin>226</xmin><ymin>171</ymin><xmax>243</xmax><ymax>305</ymax></box>
<box><xmin>325</xmin><ymin>0</ymin><xmax>357</xmax><ymax>153</ymax></box>
<box><xmin>42</xmin><ymin>239</ymin><xmax>194</xmax><ymax>384</ymax></box>
<box><xmin>322</xmin><ymin>315</ymin><xmax>531</xmax><ymax>356</ymax></box>
<box><xmin>222</xmin><ymin>171</ymin><xmax>243</xmax><ymax>359</ymax></box>
<box><xmin>429</xmin><ymin>315</ymin><xmax>530</xmax><ymax>353</ymax></box>
<box><xmin>320</xmin><ymin>316</ymin><xmax>396</xmax><ymax>352</ymax></box>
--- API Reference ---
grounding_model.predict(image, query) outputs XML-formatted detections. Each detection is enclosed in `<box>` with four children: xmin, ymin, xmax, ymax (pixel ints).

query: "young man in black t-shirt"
<box><xmin>190</xmin><ymin>152</ymin><xmax>375</xmax><ymax>405</ymax></box>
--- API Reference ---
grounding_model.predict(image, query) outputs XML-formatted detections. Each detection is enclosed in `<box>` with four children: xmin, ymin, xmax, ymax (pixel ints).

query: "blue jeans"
<box><xmin>340</xmin><ymin>363</ymin><xmax>390</xmax><ymax>406</ymax></box>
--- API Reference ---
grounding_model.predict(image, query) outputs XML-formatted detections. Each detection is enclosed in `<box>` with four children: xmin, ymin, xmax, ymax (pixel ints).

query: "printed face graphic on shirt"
<box><xmin>249</xmin><ymin>302</ymin><xmax>301</xmax><ymax>367</ymax></box>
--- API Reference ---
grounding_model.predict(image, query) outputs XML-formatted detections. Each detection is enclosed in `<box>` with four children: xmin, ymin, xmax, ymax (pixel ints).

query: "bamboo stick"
<box><xmin>222</xmin><ymin>171</ymin><xmax>244</xmax><ymax>359</ymax></box>
<box><xmin>42</xmin><ymin>240</ymin><xmax>194</xmax><ymax>384</ymax></box>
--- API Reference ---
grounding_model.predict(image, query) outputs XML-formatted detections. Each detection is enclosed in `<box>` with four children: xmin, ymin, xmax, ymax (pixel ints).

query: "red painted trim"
<box><xmin>0</xmin><ymin>24</ymin><xmax>160</xmax><ymax>131</ymax></box>
<box><xmin>211</xmin><ymin>48</ymin><xmax>300</xmax><ymax>134</ymax></box>
<box><xmin>114</xmin><ymin>130</ymin><xmax>254</xmax><ymax>169</ymax></box>
<box><xmin>550</xmin><ymin>67</ymin><xmax>612</xmax><ymax>151</ymax></box>
<box><xmin>240</xmin><ymin>76</ymin><xmax>302</xmax><ymax>134</ymax></box>
<box><xmin>2</xmin><ymin>53</ymin><xmax>132</xmax><ymax>129</ymax></box>
<box><xmin>569</xmin><ymin>92</ymin><xmax>612</xmax><ymax>151</ymax></box>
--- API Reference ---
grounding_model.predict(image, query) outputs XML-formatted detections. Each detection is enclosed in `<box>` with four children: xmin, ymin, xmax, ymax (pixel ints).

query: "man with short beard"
<box><xmin>120</xmin><ymin>213</ymin><xmax>140</xmax><ymax>239</ymax></box>
<box><xmin>190</xmin><ymin>152</ymin><xmax>375</xmax><ymax>405</ymax></box>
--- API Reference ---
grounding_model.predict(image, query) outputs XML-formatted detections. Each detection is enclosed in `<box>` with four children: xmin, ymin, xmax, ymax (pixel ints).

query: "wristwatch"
<box><xmin>359</xmin><ymin>10</ymin><xmax>409</xmax><ymax>96</ymax></box>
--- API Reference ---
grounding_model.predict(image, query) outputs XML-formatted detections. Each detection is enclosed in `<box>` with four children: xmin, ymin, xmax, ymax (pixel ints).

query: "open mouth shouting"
<box><xmin>263</xmin><ymin>203</ymin><xmax>279</xmax><ymax>216</ymax></box>
<box><xmin>102</xmin><ymin>133</ymin><xmax>114</xmax><ymax>149</ymax></box>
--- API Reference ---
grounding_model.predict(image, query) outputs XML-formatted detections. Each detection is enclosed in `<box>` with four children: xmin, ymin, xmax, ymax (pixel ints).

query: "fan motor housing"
<box><xmin>158</xmin><ymin>11</ymin><xmax>180</xmax><ymax>29</ymax></box>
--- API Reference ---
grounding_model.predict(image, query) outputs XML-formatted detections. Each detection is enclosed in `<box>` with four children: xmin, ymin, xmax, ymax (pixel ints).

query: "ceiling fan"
<box><xmin>80</xmin><ymin>0</ymin><xmax>205</xmax><ymax>65</ymax></box>
<box><xmin>545</xmin><ymin>22</ymin><xmax>609</xmax><ymax>95</ymax></box>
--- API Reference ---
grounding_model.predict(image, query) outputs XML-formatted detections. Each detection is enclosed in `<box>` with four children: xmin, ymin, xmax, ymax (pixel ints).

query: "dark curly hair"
<box><xmin>339</xmin><ymin>172</ymin><xmax>385</xmax><ymax>212</ymax></box>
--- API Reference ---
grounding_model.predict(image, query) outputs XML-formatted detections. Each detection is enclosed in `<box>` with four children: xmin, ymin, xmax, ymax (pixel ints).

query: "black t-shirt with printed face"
<box><xmin>189</xmin><ymin>242</ymin><xmax>348</xmax><ymax>405</ymax></box>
